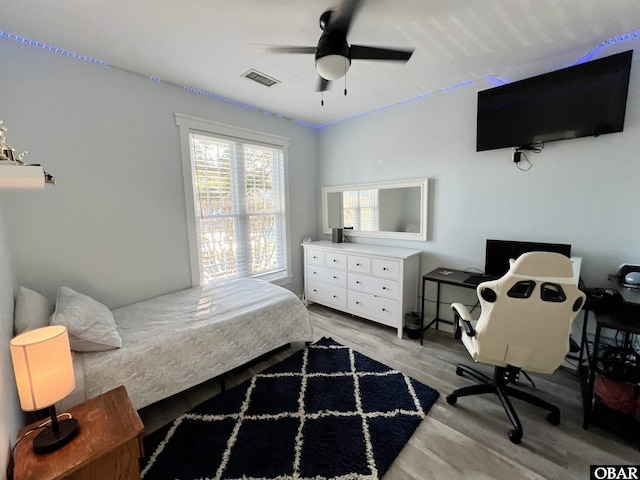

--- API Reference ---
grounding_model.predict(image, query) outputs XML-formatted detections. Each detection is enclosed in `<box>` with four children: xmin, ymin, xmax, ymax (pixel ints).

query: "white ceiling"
<box><xmin>2</xmin><ymin>0</ymin><xmax>640</xmax><ymax>126</ymax></box>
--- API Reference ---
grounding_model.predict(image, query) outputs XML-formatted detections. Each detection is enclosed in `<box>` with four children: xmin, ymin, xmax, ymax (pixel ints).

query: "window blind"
<box><xmin>189</xmin><ymin>131</ymin><xmax>287</xmax><ymax>283</ymax></box>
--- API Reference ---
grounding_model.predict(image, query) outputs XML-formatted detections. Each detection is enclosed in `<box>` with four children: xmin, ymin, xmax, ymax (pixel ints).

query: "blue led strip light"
<box><xmin>572</xmin><ymin>28</ymin><xmax>640</xmax><ymax>66</ymax></box>
<box><xmin>0</xmin><ymin>30</ymin><xmax>109</xmax><ymax>66</ymax></box>
<box><xmin>2</xmin><ymin>27</ymin><xmax>638</xmax><ymax>129</ymax></box>
<box><xmin>485</xmin><ymin>75</ymin><xmax>508</xmax><ymax>86</ymax></box>
<box><xmin>182</xmin><ymin>86</ymin><xmax>258</xmax><ymax>111</ymax></box>
<box><xmin>600</xmin><ymin>29</ymin><xmax>640</xmax><ymax>47</ymax></box>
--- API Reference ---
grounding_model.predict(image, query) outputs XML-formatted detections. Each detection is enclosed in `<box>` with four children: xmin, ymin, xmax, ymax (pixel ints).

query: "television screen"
<box><xmin>476</xmin><ymin>50</ymin><xmax>633</xmax><ymax>152</ymax></box>
<box><xmin>484</xmin><ymin>239</ymin><xmax>571</xmax><ymax>278</ymax></box>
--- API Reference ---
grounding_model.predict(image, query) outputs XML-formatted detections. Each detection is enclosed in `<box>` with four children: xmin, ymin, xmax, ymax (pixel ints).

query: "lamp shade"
<box><xmin>10</xmin><ymin>325</ymin><xmax>75</xmax><ymax>411</ymax></box>
<box><xmin>316</xmin><ymin>54</ymin><xmax>350</xmax><ymax>81</ymax></box>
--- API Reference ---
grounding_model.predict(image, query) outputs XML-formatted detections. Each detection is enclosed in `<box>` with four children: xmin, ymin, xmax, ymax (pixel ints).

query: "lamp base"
<box><xmin>33</xmin><ymin>418</ymin><xmax>79</xmax><ymax>454</ymax></box>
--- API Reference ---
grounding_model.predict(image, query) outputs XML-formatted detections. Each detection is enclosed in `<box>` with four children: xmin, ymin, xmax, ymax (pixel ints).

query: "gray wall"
<box><xmin>0</xmin><ymin>39</ymin><xmax>319</xmax><ymax>309</ymax></box>
<box><xmin>0</xmin><ymin>38</ymin><xmax>318</xmax><ymax>467</ymax></box>
<box><xmin>0</xmin><ymin>210</ymin><xmax>18</xmax><ymax>478</ymax></box>
<box><xmin>317</xmin><ymin>42</ymin><xmax>640</xmax><ymax>320</ymax></box>
<box><xmin>1</xmin><ymin>30</ymin><xmax>639</xmax><ymax>475</ymax></box>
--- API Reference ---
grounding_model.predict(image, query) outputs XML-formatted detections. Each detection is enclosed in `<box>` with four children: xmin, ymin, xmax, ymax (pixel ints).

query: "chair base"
<box><xmin>446</xmin><ymin>364</ymin><xmax>560</xmax><ymax>444</ymax></box>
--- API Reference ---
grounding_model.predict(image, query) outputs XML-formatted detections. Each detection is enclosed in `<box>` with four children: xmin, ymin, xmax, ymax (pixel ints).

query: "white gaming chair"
<box><xmin>446</xmin><ymin>251</ymin><xmax>586</xmax><ymax>444</ymax></box>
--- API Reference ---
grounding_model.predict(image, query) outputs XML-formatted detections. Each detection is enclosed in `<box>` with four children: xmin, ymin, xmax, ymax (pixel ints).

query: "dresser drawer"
<box><xmin>307</xmin><ymin>265</ymin><xmax>347</xmax><ymax>287</ymax></box>
<box><xmin>325</xmin><ymin>252</ymin><xmax>347</xmax><ymax>269</ymax></box>
<box><xmin>348</xmin><ymin>272</ymin><xmax>399</xmax><ymax>299</ymax></box>
<box><xmin>348</xmin><ymin>255</ymin><xmax>371</xmax><ymax>274</ymax></box>
<box><xmin>348</xmin><ymin>291</ymin><xmax>398</xmax><ymax>328</ymax></box>
<box><xmin>372</xmin><ymin>258</ymin><xmax>401</xmax><ymax>279</ymax></box>
<box><xmin>307</xmin><ymin>280</ymin><xmax>347</xmax><ymax>309</ymax></box>
<box><xmin>307</xmin><ymin>249</ymin><xmax>325</xmax><ymax>266</ymax></box>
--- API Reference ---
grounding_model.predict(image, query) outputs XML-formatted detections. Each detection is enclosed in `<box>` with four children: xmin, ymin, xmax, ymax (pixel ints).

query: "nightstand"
<box><xmin>13</xmin><ymin>385</ymin><xmax>144</xmax><ymax>480</ymax></box>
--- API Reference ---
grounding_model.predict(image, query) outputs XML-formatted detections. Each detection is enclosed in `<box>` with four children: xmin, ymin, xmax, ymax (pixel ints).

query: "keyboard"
<box><xmin>464</xmin><ymin>274</ymin><xmax>496</xmax><ymax>286</ymax></box>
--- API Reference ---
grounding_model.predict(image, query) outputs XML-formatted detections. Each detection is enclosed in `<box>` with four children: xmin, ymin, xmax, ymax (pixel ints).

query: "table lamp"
<box><xmin>10</xmin><ymin>325</ymin><xmax>79</xmax><ymax>454</ymax></box>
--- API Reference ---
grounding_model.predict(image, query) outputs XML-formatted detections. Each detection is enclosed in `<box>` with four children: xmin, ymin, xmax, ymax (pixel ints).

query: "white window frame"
<box><xmin>175</xmin><ymin>113</ymin><xmax>292</xmax><ymax>286</ymax></box>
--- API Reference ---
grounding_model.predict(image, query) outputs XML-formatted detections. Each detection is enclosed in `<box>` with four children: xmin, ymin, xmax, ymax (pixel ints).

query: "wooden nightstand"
<box><xmin>13</xmin><ymin>385</ymin><xmax>144</xmax><ymax>480</ymax></box>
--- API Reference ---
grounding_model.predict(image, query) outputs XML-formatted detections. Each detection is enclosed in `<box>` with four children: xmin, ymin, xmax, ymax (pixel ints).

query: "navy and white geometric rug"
<box><xmin>140</xmin><ymin>337</ymin><xmax>439</xmax><ymax>480</ymax></box>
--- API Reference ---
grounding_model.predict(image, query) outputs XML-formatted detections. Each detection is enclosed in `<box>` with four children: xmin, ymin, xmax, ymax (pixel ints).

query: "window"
<box><xmin>342</xmin><ymin>189</ymin><xmax>379</xmax><ymax>232</ymax></box>
<box><xmin>176</xmin><ymin>114</ymin><xmax>291</xmax><ymax>286</ymax></box>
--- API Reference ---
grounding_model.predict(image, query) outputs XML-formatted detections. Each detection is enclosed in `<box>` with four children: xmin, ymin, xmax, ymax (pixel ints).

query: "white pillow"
<box><xmin>50</xmin><ymin>287</ymin><xmax>122</xmax><ymax>352</ymax></box>
<box><xmin>14</xmin><ymin>286</ymin><xmax>54</xmax><ymax>336</ymax></box>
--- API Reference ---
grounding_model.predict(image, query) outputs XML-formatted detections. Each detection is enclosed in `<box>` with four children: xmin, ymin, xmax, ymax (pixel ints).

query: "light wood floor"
<box><xmin>139</xmin><ymin>304</ymin><xmax>640</xmax><ymax>479</ymax></box>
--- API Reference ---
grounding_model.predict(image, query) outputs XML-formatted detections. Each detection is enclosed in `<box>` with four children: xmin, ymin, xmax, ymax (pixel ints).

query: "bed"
<box><xmin>15</xmin><ymin>278</ymin><xmax>313</xmax><ymax>411</ymax></box>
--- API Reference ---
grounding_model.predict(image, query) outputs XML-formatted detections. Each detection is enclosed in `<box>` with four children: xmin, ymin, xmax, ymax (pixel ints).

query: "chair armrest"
<box><xmin>451</xmin><ymin>303</ymin><xmax>475</xmax><ymax>338</ymax></box>
<box><xmin>451</xmin><ymin>302</ymin><xmax>471</xmax><ymax>321</ymax></box>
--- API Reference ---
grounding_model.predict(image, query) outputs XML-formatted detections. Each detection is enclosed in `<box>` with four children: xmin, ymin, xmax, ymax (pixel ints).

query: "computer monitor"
<box><xmin>484</xmin><ymin>239</ymin><xmax>572</xmax><ymax>277</ymax></box>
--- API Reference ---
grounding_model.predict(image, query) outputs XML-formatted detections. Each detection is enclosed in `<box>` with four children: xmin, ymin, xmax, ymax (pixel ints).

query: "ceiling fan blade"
<box><xmin>317</xmin><ymin>76</ymin><xmax>330</xmax><ymax>92</ymax></box>
<box><xmin>350</xmin><ymin>44</ymin><xmax>414</xmax><ymax>62</ymax></box>
<box><xmin>330</xmin><ymin>0</ymin><xmax>362</xmax><ymax>34</ymax></box>
<box><xmin>250</xmin><ymin>44</ymin><xmax>317</xmax><ymax>55</ymax></box>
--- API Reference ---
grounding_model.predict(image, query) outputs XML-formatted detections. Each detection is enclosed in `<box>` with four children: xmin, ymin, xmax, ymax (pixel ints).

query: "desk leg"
<box><xmin>421</xmin><ymin>278</ymin><xmax>441</xmax><ymax>346</ymax></box>
<box><xmin>420</xmin><ymin>277</ymin><xmax>426</xmax><ymax>346</ymax></box>
<box><xmin>434</xmin><ymin>282</ymin><xmax>441</xmax><ymax>330</ymax></box>
<box><xmin>421</xmin><ymin>281</ymin><xmax>442</xmax><ymax>346</ymax></box>
<box><xmin>584</xmin><ymin>323</ymin><xmax>602</xmax><ymax>429</ymax></box>
<box><xmin>579</xmin><ymin>309</ymin><xmax>590</xmax><ymax>374</ymax></box>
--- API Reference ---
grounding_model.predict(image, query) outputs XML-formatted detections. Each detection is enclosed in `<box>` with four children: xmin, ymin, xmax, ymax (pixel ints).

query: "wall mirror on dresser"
<box><xmin>322</xmin><ymin>178</ymin><xmax>429</xmax><ymax>241</ymax></box>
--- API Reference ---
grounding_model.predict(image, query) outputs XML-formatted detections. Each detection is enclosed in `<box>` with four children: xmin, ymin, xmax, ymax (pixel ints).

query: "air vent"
<box><xmin>242</xmin><ymin>69</ymin><xmax>280</xmax><ymax>87</ymax></box>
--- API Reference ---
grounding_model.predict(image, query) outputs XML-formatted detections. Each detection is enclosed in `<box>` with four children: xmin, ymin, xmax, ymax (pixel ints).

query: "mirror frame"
<box><xmin>322</xmin><ymin>177</ymin><xmax>429</xmax><ymax>241</ymax></box>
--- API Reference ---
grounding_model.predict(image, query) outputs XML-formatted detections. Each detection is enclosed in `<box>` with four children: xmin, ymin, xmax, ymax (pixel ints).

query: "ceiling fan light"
<box><xmin>316</xmin><ymin>54</ymin><xmax>350</xmax><ymax>81</ymax></box>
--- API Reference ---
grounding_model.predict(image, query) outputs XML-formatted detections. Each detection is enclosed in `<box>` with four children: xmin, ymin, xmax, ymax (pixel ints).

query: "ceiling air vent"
<box><xmin>242</xmin><ymin>69</ymin><xmax>280</xmax><ymax>87</ymax></box>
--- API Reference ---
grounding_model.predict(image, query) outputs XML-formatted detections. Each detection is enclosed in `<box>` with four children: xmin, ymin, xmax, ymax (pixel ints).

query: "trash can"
<box><xmin>405</xmin><ymin>311</ymin><xmax>422</xmax><ymax>339</ymax></box>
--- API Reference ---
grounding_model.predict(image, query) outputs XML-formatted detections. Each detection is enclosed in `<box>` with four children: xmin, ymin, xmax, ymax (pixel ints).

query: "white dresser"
<box><xmin>302</xmin><ymin>241</ymin><xmax>421</xmax><ymax>338</ymax></box>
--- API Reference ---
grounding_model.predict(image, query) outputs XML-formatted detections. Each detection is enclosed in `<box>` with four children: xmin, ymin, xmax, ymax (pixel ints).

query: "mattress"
<box><xmin>69</xmin><ymin>278</ymin><xmax>312</xmax><ymax>410</ymax></box>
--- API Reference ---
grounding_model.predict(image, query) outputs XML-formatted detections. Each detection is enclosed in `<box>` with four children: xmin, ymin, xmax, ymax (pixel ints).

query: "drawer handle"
<box><xmin>313</xmin><ymin>256</ymin><xmax>318</xmax><ymax>259</ymax></box>
<box><xmin>356</xmin><ymin>281</ymin><xmax>361</xmax><ymax>284</ymax></box>
<box><xmin>313</xmin><ymin>271</ymin><xmax>317</xmax><ymax>274</ymax></box>
<box><xmin>333</xmin><ymin>259</ymin><xmax>337</xmax><ymax>263</ymax></box>
<box><xmin>355</xmin><ymin>301</ymin><xmax>360</xmax><ymax>305</ymax></box>
<box><xmin>313</xmin><ymin>289</ymin><xmax>318</xmax><ymax>292</ymax></box>
<box><xmin>333</xmin><ymin>276</ymin><xmax>337</xmax><ymax>279</ymax></box>
<box><xmin>383</xmin><ymin>267</ymin><xmax>388</xmax><ymax>271</ymax></box>
<box><xmin>332</xmin><ymin>295</ymin><xmax>337</xmax><ymax>298</ymax></box>
<box><xmin>356</xmin><ymin>263</ymin><xmax>361</xmax><ymax>266</ymax></box>
<box><xmin>382</xmin><ymin>286</ymin><xmax>387</xmax><ymax>290</ymax></box>
<box><xmin>382</xmin><ymin>308</ymin><xmax>387</xmax><ymax>312</ymax></box>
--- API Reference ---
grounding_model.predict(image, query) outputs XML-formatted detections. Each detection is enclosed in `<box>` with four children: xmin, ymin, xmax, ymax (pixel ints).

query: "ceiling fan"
<box><xmin>254</xmin><ymin>0</ymin><xmax>414</xmax><ymax>93</ymax></box>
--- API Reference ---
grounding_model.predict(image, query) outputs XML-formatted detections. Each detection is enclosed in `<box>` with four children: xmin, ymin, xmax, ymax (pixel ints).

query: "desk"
<box><xmin>611</xmin><ymin>276</ymin><xmax>640</xmax><ymax>304</ymax></box>
<box><xmin>420</xmin><ymin>268</ymin><xmax>484</xmax><ymax>345</ymax></box>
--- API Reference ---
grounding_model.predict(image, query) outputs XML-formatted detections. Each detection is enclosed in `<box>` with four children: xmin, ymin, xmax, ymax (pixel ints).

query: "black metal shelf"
<box><xmin>580</xmin><ymin>308</ymin><xmax>640</xmax><ymax>447</ymax></box>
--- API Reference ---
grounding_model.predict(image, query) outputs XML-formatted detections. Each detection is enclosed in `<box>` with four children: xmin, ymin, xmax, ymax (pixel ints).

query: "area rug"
<box><xmin>140</xmin><ymin>337</ymin><xmax>439</xmax><ymax>480</ymax></box>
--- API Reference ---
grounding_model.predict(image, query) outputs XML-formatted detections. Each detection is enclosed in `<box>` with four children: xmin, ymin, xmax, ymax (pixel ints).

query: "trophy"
<box><xmin>0</xmin><ymin>120</ymin><xmax>55</xmax><ymax>185</ymax></box>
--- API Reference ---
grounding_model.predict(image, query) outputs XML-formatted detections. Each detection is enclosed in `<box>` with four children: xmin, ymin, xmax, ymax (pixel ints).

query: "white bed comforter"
<box><xmin>74</xmin><ymin>278</ymin><xmax>312</xmax><ymax>410</ymax></box>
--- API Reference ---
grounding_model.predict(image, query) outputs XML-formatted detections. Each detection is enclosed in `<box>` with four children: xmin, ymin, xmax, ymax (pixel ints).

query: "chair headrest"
<box><xmin>509</xmin><ymin>251</ymin><xmax>573</xmax><ymax>279</ymax></box>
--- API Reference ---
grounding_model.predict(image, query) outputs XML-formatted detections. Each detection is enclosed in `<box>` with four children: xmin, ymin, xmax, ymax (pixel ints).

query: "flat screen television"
<box><xmin>476</xmin><ymin>50</ymin><xmax>633</xmax><ymax>152</ymax></box>
<box><xmin>484</xmin><ymin>239</ymin><xmax>571</xmax><ymax>278</ymax></box>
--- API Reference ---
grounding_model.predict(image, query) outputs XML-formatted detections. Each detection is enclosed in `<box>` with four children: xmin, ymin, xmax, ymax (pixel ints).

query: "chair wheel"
<box><xmin>446</xmin><ymin>394</ymin><xmax>457</xmax><ymax>405</ymax></box>
<box><xmin>508</xmin><ymin>429</ymin><xmax>522</xmax><ymax>444</ymax></box>
<box><xmin>455</xmin><ymin>366</ymin><xmax>464</xmax><ymax>376</ymax></box>
<box><xmin>546</xmin><ymin>411</ymin><xmax>560</xmax><ymax>426</ymax></box>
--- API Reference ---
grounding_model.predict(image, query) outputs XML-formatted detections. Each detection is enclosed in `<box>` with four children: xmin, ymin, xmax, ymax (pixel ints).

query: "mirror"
<box><xmin>322</xmin><ymin>178</ymin><xmax>428</xmax><ymax>241</ymax></box>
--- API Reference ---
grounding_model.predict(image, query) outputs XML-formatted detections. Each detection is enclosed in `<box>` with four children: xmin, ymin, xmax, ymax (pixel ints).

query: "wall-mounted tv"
<box><xmin>476</xmin><ymin>50</ymin><xmax>633</xmax><ymax>152</ymax></box>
